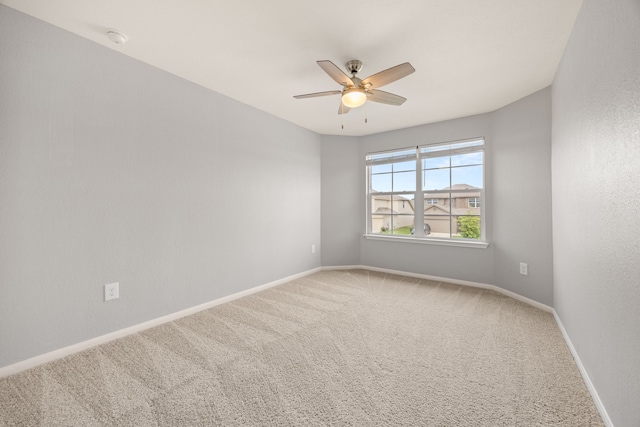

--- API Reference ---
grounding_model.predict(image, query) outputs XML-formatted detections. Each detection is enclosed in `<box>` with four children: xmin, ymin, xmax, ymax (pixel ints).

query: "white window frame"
<box><xmin>365</xmin><ymin>137</ymin><xmax>488</xmax><ymax>249</ymax></box>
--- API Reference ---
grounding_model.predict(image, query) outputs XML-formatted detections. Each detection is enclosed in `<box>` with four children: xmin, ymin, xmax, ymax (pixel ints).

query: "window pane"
<box><xmin>423</xmin><ymin>168</ymin><xmax>450</xmax><ymax>191</ymax></box>
<box><xmin>422</xmin><ymin>156</ymin><xmax>449</xmax><ymax>171</ymax></box>
<box><xmin>370</xmin><ymin>194</ymin><xmax>415</xmax><ymax>234</ymax></box>
<box><xmin>371</xmin><ymin>163</ymin><xmax>392</xmax><ymax>174</ymax></box>
<box><xmin>371</xmin><ymin>194</ymin><xmax>390</xmax><ymax>212</ymax></box>
<box><xmin>370</xmin><ymin>194</ymin><xmax>390</xmax><ymax>233</ymax></box>
<box><xmin>371</xmin><ymin>173</ymin><xmax>391</xmax><ymax>192</ymax></box>
<box><xmin>455</xmin><ymin>215</ymin><xmax>482</xmax><ymax>239</ymax></box>
<box><xmin>451</xmin><ymin>151</ymin><xmax>483</xmax><ymax>167</ymax></box>
<box><xmin>389</xmin><ymin>215</ymin><xmax>414</xmax><ymax>235</ymax></box>
<box><xmin>393</xmin><ymin>170</ymin><xmax>416</xmax><ymax>192</ymax></box>
<box><xmin>393</xmin><ymin>160</ymin><xmax>415</xmax><ymax>173</ymax></box>
<box><xmin>425</xmin><ymin>215</ymin><xmax>453</xmax><ymax>238</ymax></box>
<box><xmin>451</xmin><ymin>165</ymin><xmax>483</xmax><ymax>189</ymax></box>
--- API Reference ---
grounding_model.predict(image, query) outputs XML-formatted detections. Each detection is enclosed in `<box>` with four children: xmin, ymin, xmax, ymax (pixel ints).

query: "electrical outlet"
<box><xmin>519</xmin><ymin>262</ymin><xmax>528</xmax><ymax>276</ymax></box>
<box><xmin>104</xmin><ymin>282</ymin><xmax>119</xmax><ymax>301</ymax></box>
<box><xmin>311</xmin><ymin>244</ymin><xmax>316</xmax><ymax>254</ymax></box>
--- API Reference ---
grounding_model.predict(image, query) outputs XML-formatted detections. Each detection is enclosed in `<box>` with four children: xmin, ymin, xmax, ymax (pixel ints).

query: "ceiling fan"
<box><xmin>294</xmin><ymin>60</ymin><xmax>415</xmax><ymax>115</ymax></box>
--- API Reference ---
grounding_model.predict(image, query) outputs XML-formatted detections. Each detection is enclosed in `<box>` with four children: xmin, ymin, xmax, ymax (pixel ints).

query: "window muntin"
<box><xmin>366</xmin><ymin>138</ymin><xmax>485</xmax><ymax>241</ymax></box>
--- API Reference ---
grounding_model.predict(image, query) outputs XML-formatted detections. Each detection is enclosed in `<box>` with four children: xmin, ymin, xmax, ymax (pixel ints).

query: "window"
<box><xmin>366</xmin><ymin>138</ymin><xmax>485</xmax><ymax>243</ymax></box>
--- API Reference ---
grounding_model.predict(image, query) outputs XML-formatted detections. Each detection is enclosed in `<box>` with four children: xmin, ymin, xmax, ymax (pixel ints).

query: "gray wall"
<box><xmin>0</xmin><ymin>6</ymin><xmax>321</xmax><ymax>369</ymax></box>
<box><xmin>552</xmin><ymin>0</ymin><xmax>640</xmax><ymax>425</ymax></box>
<box><xmin>320</xmin><ymin>135</ymin><xmax>361</xmax><ymax>266</ymax></box>
<box><xmin>321</xmin><ymin>90</ymin><xmax>555</xmax><ymax>306</ymax></box>
<box><xmin>492</xmin><ymin>88</ymin><xmax>554</xmax><ymax>305</ymax></box>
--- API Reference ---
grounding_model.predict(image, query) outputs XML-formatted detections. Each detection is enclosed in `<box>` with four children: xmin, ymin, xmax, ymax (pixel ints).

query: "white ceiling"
<box><xmin>1</xmin><ymin>0</ymin><xmax>583</xmax><ymax>136</ymax></box>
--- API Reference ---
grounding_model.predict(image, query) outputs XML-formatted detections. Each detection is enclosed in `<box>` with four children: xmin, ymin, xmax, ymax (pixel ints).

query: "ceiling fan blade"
<box><xmin>317</xmin><ymin>60</ymin><xmax>354</xmax><ymax>87</ymax></box>
<box><xmin>338</xmin><ymin>101</ymin><xmax>351</xmax><ymax>115</ymax></box>
<box><xmin>367</xmin><ymin>89</ymin><xmax>407</xmax><ymax>106</ymax></box>
<box><xmin>362</xmin><ymin>62</ymin><xmax>415</xmax><ymax>89</ymax></box>
<box><xmin>293</xmin><ymin>90</ymin><xmax>341</xmax><ymax>99</ymax></box>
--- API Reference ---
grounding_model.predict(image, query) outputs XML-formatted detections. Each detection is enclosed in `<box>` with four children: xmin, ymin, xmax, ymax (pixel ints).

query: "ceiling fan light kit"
<box><xmin>294</xmin><ymin>59</ymin><xmax>415</xmax><ymax>119</ymax></box>
<box><xmin>341</xmin><ymin>87</ymin><xmax>367</xmax><ymax>108</ymax></box>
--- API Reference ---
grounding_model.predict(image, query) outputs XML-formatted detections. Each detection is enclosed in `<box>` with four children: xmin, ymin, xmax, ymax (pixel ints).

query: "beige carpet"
<box><xmin>0</xmin><ymin>269</ymin><xmax>603</xmax><ymax>426</ymax></box>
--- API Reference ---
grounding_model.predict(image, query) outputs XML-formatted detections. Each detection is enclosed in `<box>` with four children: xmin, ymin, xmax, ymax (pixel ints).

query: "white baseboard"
<box><xmin>0</xmin><ymin>267</ymin><xmax>321</xmax><ymax>379</ymax></box>
<box><xmin>553</xmin><ymin>311</ymin><xmax>613</xmax><ymax>427</ymax></box>
<box><xmin>322</xmin><ymin>264</ymin><xmax>553</xmax><ymax>313</ymax></box>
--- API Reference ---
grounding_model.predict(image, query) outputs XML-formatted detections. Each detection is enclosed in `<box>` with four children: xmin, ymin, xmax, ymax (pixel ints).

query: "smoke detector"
<box><xmin>106</xmin><ymin>30</ymin><xmax>127</xmax><ymax>45</ymax></box>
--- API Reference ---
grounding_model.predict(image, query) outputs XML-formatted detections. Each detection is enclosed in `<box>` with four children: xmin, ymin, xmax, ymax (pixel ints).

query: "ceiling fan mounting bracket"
<box><xmin>345</xmin><ymin>60</ymin><xmax>363</xmax><ymax>76</ymax></box>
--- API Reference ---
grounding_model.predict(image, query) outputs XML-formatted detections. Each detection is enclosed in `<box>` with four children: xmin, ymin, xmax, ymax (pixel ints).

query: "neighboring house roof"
<box><xmin>424</xmin><ymin>184</ymin><xmax>481</xmax><ymax>198</ymax></box>
<box><xmin>425</xmin><ymin>192</ymin><xmax>481</xmax><ymax>199</ymax></box>
<box><xmin>424</xmin><ymin>204</ymin><xmax>450</xmax><ymax>214</ymax></box>
<box><xmin>374</xmin><ymin>207</ymin><xmax>396</xmax><ymax>214</ymax></box>
<box><xmin>448</xmin><ymin>183</ymin><xmax>478</xmax><ymax>190</ymax></box>
<box><xmin>371</xmin><ymin>193</ymin><xmax>412</xmax><ymax>201</ymax></box>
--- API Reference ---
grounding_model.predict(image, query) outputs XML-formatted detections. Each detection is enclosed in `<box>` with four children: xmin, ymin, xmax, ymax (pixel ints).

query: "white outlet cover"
<box><xmin>104</xmin><ymin>282</ymin><xmax>119</xmax><ymax>301</ymax></box>
<box><xmin>519</xmin><ymin>263</ymin><xmax>528</xmax><ymax>276</ymax></box>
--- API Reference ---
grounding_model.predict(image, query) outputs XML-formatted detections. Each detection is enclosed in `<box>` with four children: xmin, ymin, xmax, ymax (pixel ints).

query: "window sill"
<box><xmin>363</xmin><ymin>234</ymin><xmax>489</xmax><ymax>249</ymax></box>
